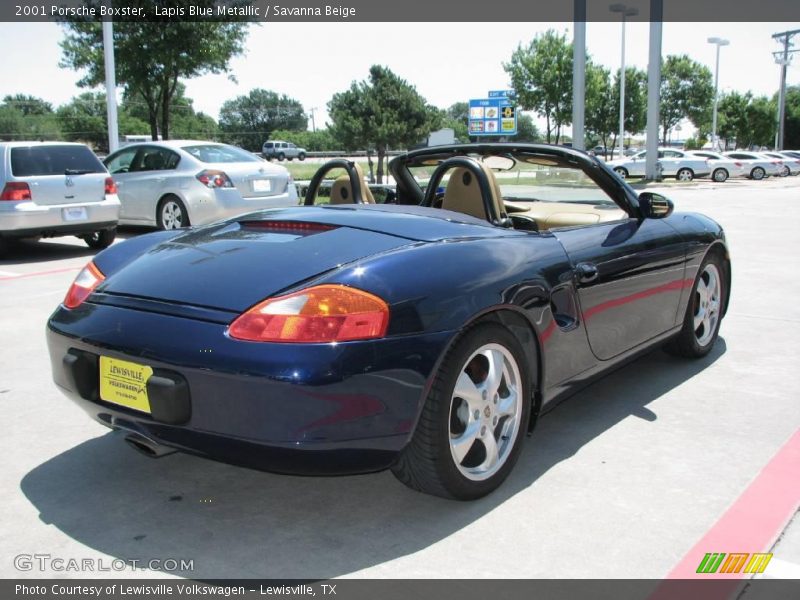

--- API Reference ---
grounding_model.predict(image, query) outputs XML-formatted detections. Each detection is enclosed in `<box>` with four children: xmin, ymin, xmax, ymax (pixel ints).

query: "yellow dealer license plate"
<box><xmin>99</xmin><ymin>356</ymin><xmax>153</xmax><ymax>414</ymax></box>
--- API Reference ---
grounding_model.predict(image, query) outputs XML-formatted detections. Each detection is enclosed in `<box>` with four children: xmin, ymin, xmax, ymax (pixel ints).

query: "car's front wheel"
<box><xmin>83</xmin><ymin>228</ymin><xmax>116</xmax><ymax>250</ymax></box>
<box><xmin>780</xmin><ymin>165</ymin><xmax>790</xmax><ymax>177</ymax></box>
<box><xmin>676</xmin><ymin>167</ymin><xmax>694</xmax><ymax>181</ymax></box>
<box><xmin>157</xmin><ymin>196</ymin><xmax>189</xmax><ymax>230</ymax></box>
<box><xmin>751</xmin><ymin>167</ymin><xmax>766</xmax><ymax>180</ymax></box>
<box><xmin>712</xmin><ymin>168</ymin><xmax>728</xmax><ymax>182</ymax></box>
<box><xmin>298</xmin><ymin>152</ymin><xmax>306</xmax><ymax>161</ymax></box>
<box><xmin>613</xmin><ymin>167</ymin><xmax>628</xmax><ymax>179</ymax></box>
<box><xmin>392</xmin><ymin>323</ymin><xmax>530</xmax><ymax>499</ymax></box>
<box><xmin>666</xmin><ymin>251</ymin><xmax>726</xmax><ymax>358</ymax></box>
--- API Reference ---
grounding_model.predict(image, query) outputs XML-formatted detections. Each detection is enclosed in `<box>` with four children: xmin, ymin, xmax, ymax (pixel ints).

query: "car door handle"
<box><xmin>575</xmin><ymin>262</ymin><xmax>599</xmax><ymax>283</ymax></box>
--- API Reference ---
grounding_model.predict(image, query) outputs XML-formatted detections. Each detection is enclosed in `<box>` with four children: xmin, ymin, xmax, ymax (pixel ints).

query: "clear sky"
<box><xmin>1</xmin><ymin>21</ymin><xmax>798</xmax><ymax>137</ymax></box>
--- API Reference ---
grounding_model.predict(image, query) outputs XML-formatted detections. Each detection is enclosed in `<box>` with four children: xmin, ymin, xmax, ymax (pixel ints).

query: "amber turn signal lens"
<box><xmin>63</xmin><ymin>262</ymin><xmax>105</xmax><ymax>309</ymax></box>
<box><xmin>228</xmin><ymin>285</ymin><xmax>389</xmax><ymax>343</ymax></box>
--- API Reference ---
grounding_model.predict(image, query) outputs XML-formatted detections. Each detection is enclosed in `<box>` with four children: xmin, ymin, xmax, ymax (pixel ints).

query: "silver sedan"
<box><xmin>104</xmin><ymin>141</ymin><xmax>298</xmax><ymax>229</ymax></box>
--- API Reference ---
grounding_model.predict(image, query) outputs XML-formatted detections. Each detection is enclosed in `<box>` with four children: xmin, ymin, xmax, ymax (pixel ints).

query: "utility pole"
<box><xmin>309</xmin><ymin>107</ymin><xmax>318</xmax><ymax>133</ymax></box>
<box><xmin>772</xmin><ymin>29</ymin><xmax>799</xmax><ymax>150</ymax></box>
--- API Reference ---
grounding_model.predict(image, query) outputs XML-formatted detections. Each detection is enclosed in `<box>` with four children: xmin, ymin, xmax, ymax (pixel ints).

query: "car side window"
<box><xmin>105</xmin><ymin>148</ymin><xmax>138</xmax><ymax>174</ymax></box>
<box><xmin>131</xmin><ymin>147</ymin><xmax>180</xmax><ymax>172</ymax></box>
<box><xmin>662</xmin><ymin>150</ymin><xmax>681</xmax><ymax>158</ymax></box>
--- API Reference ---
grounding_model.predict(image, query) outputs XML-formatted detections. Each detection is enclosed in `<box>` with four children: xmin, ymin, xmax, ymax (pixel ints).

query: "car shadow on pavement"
<box><xmin>20</xmin><ymin>340</ymin><xmax>726</xmax><ymax>579</ymax></box>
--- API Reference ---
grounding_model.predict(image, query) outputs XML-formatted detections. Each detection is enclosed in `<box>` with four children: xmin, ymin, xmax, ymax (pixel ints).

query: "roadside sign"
<box><xmin>469</xmin><ymin>96</ymin><xmax>517</xmax><ymax>136</ymax></box>
<box><xmin>488</xmin><ymin>90</ymin><xmax>513</xmax><ymax>99</ymax></box>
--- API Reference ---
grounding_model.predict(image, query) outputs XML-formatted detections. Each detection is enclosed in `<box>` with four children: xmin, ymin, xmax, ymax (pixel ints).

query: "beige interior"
<box><xmin>329</xmin><ymin>164</ymin><xmax>375</xmax><ymax>204</ymax></box>
<box><xmin>441</xmin><ymin>164</ymin><xmax>505</xmax><ymax>221</ymax></box>
<box><xmin>504</xmin><ymin>200</ymin><xmax>626</xmax><ymax>230</ymax></box>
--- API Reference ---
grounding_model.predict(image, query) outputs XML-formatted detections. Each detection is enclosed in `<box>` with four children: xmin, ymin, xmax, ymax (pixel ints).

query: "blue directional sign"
<box><xmin>469</xmin><ymin>95</ymin><xmax>517</xmax><ymax>136</ymax></box>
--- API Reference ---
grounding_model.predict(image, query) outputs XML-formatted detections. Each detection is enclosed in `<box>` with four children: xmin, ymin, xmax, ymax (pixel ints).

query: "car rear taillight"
<box><xmin>1</xmin><ymin>182</ymin><xmax>32</xmax><ymax>201</ymax></box>
<box><xmin>63</xmin><ymin>262</ymin><xmax>105</xmax><ymax>309</ymax></box>
<box><xmin>734</xmin><ymin>162</ymin><xmax>743</xmax><ymax>167</ymax></box>
<box><xmin>196</xmin><ymin>170</ymin><xmax>234</xmax><ymax>188</ymax></box>
<box><xmin>104</xmin><ymin>177</ymin><xmax>117</xmax><ymax>195</ymax></box>
<box><xmin>228</xmin><ymin>284</ymin><xmax>389</xmax><ymax>343</ymax></box>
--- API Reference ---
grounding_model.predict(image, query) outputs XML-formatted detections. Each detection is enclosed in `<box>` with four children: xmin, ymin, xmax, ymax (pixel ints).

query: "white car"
<box><xmin>762</xmin><ymin>151</ymin><xmax>800</xmax><ymax>176</ymax></box>
<box><xmin>104</xmin><ymin>140</ymin><xmax>298</xmax><ymax>230</ymax></box>
<box><xmin>723</xmin><ymin>151</ymin><xmax>783</xmax><ymax>180</ymax></box>
<box><xmin>0</xmin><ymin>141</ymin><xmax>120</xmax><ymax>254</ymax></box>
<box><xmin>687</xmin><ymin>151</ymin><xmax>748</xmax><ymax>182</ymax></box>
<box><xmin>777</xmin><ymin>151</ymin><xmax>800</xmax><ymax>174</ymax></box>
<box><xmin>606</xmin><ymin>148</ymin><xmax>711</xmax><ymax>181</ymax></box>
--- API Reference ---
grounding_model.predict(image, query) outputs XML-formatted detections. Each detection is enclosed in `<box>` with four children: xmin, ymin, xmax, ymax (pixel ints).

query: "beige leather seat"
<box><xmin>441</xmin><ymin>163</ymin><xmax>505</xmax><ymax>222</ymax></box>
<box><xmin>329</xmin><ymin>164</ymin><xmax>375</xmax><ymax>204</ymax></box>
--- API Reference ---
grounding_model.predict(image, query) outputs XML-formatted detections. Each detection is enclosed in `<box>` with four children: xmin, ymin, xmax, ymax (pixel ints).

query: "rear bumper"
<box><xmin>0</xmin><ymin>196</ymin><xmax>120</xmax><ymax>238</ymax></box>
<box><xmin>47</xmin><ymin>302</ymin><xmax>454</xmax><ymax>475</ymax></box>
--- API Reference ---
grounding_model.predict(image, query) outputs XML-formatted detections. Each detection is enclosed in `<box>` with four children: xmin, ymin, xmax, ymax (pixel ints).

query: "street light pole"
<box><xmin>610</xmin><ymin>3</ymin><xmax>638</xmax><ymax>159</ymax></box>
<box><xmin>102</xmin><ymin>20</ymin><xmax>119</xmax><ymax>153</ymax></box>
<box><xmin>707</xmin><ymin>37</ymin><xmax>729</xmax><ymax>151</ymax></box>
<box><xmin>771</xmin><ymin>29</ymin><xmax>798</xmax><ymax>150</ymax></box>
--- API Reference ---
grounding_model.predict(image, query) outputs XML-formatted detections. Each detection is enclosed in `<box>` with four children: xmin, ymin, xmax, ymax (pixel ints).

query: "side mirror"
<box><xmin>638</xmin><ymin>192</ymin><xmax>674</xmax><ymax>219</ymax></box>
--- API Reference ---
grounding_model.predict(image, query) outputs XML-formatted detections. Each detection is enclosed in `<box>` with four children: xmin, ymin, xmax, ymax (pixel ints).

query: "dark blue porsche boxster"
<box><xmin>47</xmin><ymin>144</ymin><xmax>730</xmax><ymax>499</ymax></box>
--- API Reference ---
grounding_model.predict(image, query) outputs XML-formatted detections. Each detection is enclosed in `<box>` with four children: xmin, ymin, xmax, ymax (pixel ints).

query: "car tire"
<box><xmin>780</xmin><ymin>166</ymin><xmax>790</xmax><ymax>177</ymax></box>
<box><xmin>298</xmin><ymin>153</ymin><xmax>306</xmax><ymax>161</ymax></box>
<box><xmin>83</xmin><ymin>228</ymin><xmax>116</xmax><ymax>250</ymax></box>
<box><xmin>712</xmin><ymin>168</ymin><xmax>728</xmax><ymax>183</ymax></box>
<box><xmin>665</xmin><ymin>251</ymin><xmax>726</xmax><ymax>359</ymax></box>
<box><xmin>613</xmin><ymin>167</ymin><xmax>628</xmax><ymax>179</ymax></box>
<box><xmin>391</xmin><ymin>323</ymin><xmax>531</xmax><ymax>500</ymax></box>
<box><xmin>676</xmin><ymin>168</ymin><xmax>694</xmax><ymax>182</ymax></box>
<box><xmin>277</xmin><ymin>152</ymin><xmax>285</xmax><ymax>161</ymax></box>
<box><xmin>157</xmin><ymin>196</ymin><xmax>189</xmax><ymax>230</ymax></box>
<box><xmin>750</xmin><ymin>167</ymin><xmax>765</xmax><ymax>180</ymax></box>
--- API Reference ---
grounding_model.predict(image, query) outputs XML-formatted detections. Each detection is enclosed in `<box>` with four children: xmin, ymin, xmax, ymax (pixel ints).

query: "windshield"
<box><xmin>10</xmin><ymin>145</ymin><xmax>105</xmax><ymax>177</ymax></box>
<box><xmin>408</xmin><ymin>154</ymin><xmax>617</xmax><ymax>205</ymax></box>
<box><xmin>182</xmin><ymin>144</ymin><xmax>261</xmax><ymax>164</ymax></box>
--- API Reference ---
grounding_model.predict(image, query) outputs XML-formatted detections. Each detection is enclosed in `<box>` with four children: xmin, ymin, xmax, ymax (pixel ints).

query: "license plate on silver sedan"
<box><xmin>252</xmin><ymin>179</ymin><xmax>272</xmax><ymax>193</ymax></box>
<box><xmin>62</xmin><ymin>207</ymin><xmax>88</xmax><ymax>221</ymax></box>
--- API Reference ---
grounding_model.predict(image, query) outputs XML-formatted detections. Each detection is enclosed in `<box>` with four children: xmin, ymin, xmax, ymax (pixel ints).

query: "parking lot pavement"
<box><xmin>1</xmin><ymin>177</ymin><xmax>798</xmax><ymax>580</ymax></box>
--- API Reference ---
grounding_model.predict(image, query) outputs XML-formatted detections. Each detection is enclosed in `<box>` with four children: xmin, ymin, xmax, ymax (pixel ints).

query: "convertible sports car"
<box><xmin>47</xmin><ymin>144</ymin><xmax>730</xmax><ymax>500</ymax></box>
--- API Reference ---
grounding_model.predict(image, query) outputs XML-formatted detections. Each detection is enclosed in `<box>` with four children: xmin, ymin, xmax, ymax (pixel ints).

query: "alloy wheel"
<box><xmin>693</xmin><ymin>263</ymin><xmax>722</xmax><ymax>347</ymax></box>
<box><xmin>448</xmin><ymin>343</ymin><xmax>523</xmax><ymax>482</ymax></box>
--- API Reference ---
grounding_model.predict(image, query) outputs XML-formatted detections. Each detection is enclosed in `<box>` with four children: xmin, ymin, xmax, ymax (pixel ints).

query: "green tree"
<box><xmin>745</xmin><ymin>96</ymin><xmax>776</xmax><ymax>148</ymax></box>
<box><xmin>717</xmin><ymin>91</ymin><xmax>751</xmax><ymax>149</ymax></box>
<box><xmin>328</xmin><ymin>65</ymin><xmax>439</xmax><ymax>183</ymax></box>
<box><xmin>660</xmin><ymin>55</ymin><xmax>714</xmax><ymax>142</ymax></box>
<box><xmin>612</xmin><ymin>66</ymin><xmax>647</xmax><ymax>149</ymax></box>
<box><xmin>504</xmin><ymin>29</ymin><xmax>573</xmax><ymax>144</ymax></box>
<box><xmin>60</xmin><ymin>1</ymin><xmax>247</xmax><ymax>140</ymax></box>
<box><xmin>56</xmin><ymin>92</ymin><xmax>149</xmax><ymax>151</ymax></box>
<box><xmin>121</xmin><ymin>83</ymin><xmax>218</xmax><ymax>142</ymax></box>
<box><xmin>784</xmin><ymin>86</ymin><xmax>800</xmax><ymax>149</ymax></box>
<box><xmin>218</xmin><ymin>89</ymin><xmax>307</xmax><ymax>151</ymax></box>
<box><xmin>585</xmin><ymin>63</ymin><xmax>616</xmax><ymax>157</ymax></box>
<box><xmin>2</xmin><ymin>94</ymin><xmax>54</xmax><ymax>116</ymax></box>
<box><xmin>0</xmin><ymin>96</ymin><xmax>61</xmax><ymax>141</ymax></box>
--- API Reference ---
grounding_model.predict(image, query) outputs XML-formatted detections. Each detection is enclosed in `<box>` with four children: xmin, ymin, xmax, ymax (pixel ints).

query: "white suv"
<box><xmin>262</xmin><ymin>141</ymin><xmax>307</xmax><ymax>161</ymax></box>
<box><xmin>0</xmin><ymin>142</ymin><xmax>120</xmax><ymax>254</ymax></box>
